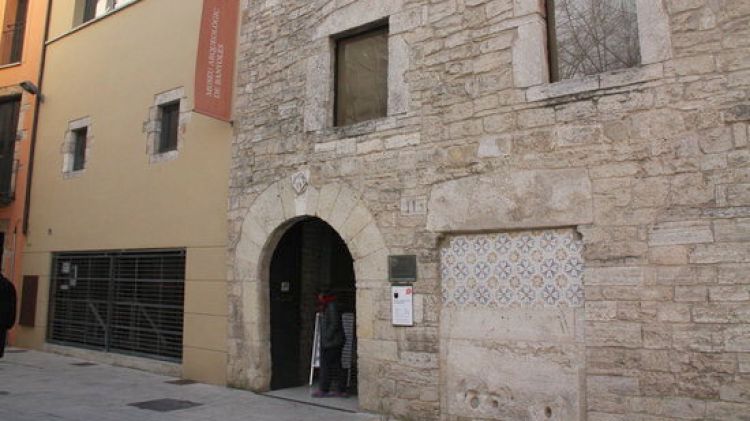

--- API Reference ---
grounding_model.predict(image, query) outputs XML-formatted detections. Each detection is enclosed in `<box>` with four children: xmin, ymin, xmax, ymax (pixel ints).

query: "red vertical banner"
<box><xmin>195</xmin><ymin>0</ymin><xmax>239</xmax><ymax>121</ymax></box>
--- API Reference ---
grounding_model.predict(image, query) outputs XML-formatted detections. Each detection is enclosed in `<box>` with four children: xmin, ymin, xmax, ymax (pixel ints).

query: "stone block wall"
<box><xmin>230</xmin><ymin>0</ymin><xmax>750</xmax><ymax>419</ymax></box>
<box><xmin>440</xmin><ymin>230</ymin><xmax>586</xmax><ymax>420</ymax></box>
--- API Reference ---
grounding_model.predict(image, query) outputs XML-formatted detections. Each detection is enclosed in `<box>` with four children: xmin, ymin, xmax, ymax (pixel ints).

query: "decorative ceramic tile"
<box><xmin>441</xmin><ymin>229</ymin><xmax>584</xmax><ymax>308</ymax></box>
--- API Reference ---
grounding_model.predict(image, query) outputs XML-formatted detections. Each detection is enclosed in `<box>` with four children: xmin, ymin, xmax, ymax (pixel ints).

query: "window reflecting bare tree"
<box><xmin>548</xmin><ymin>0</ymin><xmax>641</xmax><ymax>81</ymax></box>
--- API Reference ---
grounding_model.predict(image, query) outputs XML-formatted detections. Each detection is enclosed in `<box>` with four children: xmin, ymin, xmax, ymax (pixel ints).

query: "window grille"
<box><xmin>48</xmin><ymin>250</ymin><xmax>185</xmax><ymax>361</ymax></box>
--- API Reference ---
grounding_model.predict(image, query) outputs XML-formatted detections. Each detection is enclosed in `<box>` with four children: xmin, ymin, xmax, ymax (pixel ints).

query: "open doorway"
<box><xmin>267</xmin><ymin>217</ymin><xmax>358</xmax><ymax>408</ymax></box>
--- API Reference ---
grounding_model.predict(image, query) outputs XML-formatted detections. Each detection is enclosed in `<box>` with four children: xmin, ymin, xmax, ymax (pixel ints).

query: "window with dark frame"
<box><xmin>79</xmin><ymin>0</ymin><xmax>131</xmax><ymax>25</ymax></box>
<box><xmin>0</xmin><ymin>0</ymin><xmax>29</xmax><ymax>65</ymax></box>
<box><xmin>158</xmin><ymin>101</ymin><xmax>180</xmax><ymax>154</ymax></box>
<box><xmin>547</xmin><ymin>0</ymin><xmax>641</xmax><ymax>82</ymax></box>
<box><xmin>82</xmin><ymin>0</ymin><xmax>98</xmax><ymax>23</ymax></box>
<box><xmin>71</xmin><ymin>127</ymin><xmax>87</xmax><ymax>171</ymax></box>
<box><xmin>0</xmin><ymin>96</ymin><xmax>20</xmax><ymax>203</ymax></box>
<box><xmin>335</xmin><ymin>24</ymin><xmax>389</xmax><ymax>127</ymax></box>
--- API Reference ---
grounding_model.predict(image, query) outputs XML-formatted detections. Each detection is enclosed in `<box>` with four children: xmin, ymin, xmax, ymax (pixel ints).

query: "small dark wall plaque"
<box><xmin>388</xmin><ymin>255</ymin><xmax>417</xmax><ymax>283</ymax></box>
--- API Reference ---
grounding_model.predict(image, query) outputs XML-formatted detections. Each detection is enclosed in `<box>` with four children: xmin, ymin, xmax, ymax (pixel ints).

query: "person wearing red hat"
<box><xmin>312</xmin><ymin>290</ymin><xmax>347</xmax><ymax>398</ymax></box>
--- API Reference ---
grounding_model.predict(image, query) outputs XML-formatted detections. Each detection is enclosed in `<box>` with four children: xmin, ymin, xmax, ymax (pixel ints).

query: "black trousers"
<box><xmin>0</xmin><ymin>329</ymin><xmax>6</xmax><ymax>358</ymax></box>
<box><xmin>319</xmin><ymin>346</ymin><xmax>345</xmax><ymax>393</ymax></box>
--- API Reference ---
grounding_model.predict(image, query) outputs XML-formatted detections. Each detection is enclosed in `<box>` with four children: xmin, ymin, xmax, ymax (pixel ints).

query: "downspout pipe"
<box><xmin>22</xmin><ymin>0</ymin><xmax>53</xmax><ymax>235</ymax></box>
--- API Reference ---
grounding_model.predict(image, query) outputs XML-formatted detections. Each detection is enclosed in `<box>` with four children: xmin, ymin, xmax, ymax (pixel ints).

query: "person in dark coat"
<box><xmin>313</xmin><ymin>291</ymin><xmax>347</xmax><ymax>398</ymax></box>
<box><xmin>0</xmin><ymin>274</ymin><xmax>17</xmax><ymax>358</ymax></box>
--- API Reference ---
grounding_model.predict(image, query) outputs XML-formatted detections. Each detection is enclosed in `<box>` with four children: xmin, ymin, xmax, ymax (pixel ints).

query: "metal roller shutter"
<box><xmin>48</xmin><ymin>250</ymin><xmax>185</xmax><ymax>361</ymax></box>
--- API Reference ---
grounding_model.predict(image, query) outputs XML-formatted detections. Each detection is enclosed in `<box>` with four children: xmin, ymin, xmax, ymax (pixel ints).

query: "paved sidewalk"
<box><xmin>0</xmin><ymin>348</ymin><xmax>377</xmax><ymax>421</ymax></box>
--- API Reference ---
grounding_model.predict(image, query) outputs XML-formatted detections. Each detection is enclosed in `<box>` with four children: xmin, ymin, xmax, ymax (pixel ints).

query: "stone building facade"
<box><xmin>229</xmin><ymin>0</ymin><xmax>750</xmax><ymax>419</ymax></box>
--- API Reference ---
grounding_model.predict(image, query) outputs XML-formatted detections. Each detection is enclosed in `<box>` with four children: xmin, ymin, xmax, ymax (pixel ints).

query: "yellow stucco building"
<box><xmin>16</xmin><ymin>0</ymin><xmax>233</xmax><ymax>385</ymax></box>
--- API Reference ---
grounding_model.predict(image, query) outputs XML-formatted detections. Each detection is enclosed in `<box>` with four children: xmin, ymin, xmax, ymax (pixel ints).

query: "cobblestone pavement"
<box><xmin>0</xmin><ymin>348</ymin><xmax>376</xmax><ymax>421</ymax></box>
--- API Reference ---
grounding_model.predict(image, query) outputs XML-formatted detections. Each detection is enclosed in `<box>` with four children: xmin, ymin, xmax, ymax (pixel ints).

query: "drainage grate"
<box><xmin>0</xmin><ymin>391</ymin><xmax>9</xmax><ymax>396</ymax></box>
<box><xmin>165</xmin><ymin>379</ymin><xmax>197</xmax><ymax>385</ymax></box>
<box><xmin>128</xmin><ymin>398</ymin><xmax>202</xmax><ymax>412</ymax></box>
<box><xmin>71</xmin><ymin>362</ymin><xmax>97</xmax><ymax>367</ymax></box>
<box><xmin>5</xmin><ymin>349</ymin><xmax>27</xmax><ymax>354</ymax></box>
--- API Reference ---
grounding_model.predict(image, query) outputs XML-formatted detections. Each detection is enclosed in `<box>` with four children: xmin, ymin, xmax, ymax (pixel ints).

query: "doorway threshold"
<box><xmin>263</xmin><ymin>384</ymin><xmax>359</xmax><ymax>413</ymax></box>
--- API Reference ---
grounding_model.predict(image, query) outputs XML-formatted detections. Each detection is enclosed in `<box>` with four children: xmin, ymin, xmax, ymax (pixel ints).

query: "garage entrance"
<box><xmin>268</xmin><ymin>218</ymin><xmax>357</xmax><ymax>399</ymax></box>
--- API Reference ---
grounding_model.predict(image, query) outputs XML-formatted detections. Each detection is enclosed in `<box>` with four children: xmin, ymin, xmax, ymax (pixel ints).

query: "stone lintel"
<box><xmin>427</xmin><ymin>168</ymin><xmax>593</xmax><ymax>232</ymax></box>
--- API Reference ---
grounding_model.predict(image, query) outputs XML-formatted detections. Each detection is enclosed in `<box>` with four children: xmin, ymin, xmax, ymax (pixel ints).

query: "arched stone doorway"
<box><xmin>268</xmin><ymin>217</ymin><xmax>357</xmax><ymax>393</ymax></box>
<box><xmin>228</xmin><ymin>179</ymin><xmax>388</xmax><ymax>412</ymax></box>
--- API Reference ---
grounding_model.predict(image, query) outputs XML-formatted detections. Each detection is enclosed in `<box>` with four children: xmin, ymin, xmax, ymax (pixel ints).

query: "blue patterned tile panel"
<box><xmin>441</xmin><ymin>229</ymin><xmax>584</xmax><ymax>308</ymax></box>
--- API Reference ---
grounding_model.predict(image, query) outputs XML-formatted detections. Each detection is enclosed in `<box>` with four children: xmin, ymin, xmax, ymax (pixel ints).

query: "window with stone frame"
<box><xmin>144</xmin><ymin>87</ymin><xmax>188</xmax><ymax>163</ymax></box>
<box><xmin>158</xmin><ymin>101</ymin><xmax>179</xmax><ymax>154</ymax></box>
<box><xmin>62</xmin><ymin>117</ymin><xmax>91</xmax><ymax>177</ymax></box>
<box><xmin>546</xmin><ymin>0</ymin><xmax>641</xmax><ymax>82</ymax></box>
<box><xmin>334</xmin><ymin>24</ymin><xmax>389</xmax><ymax>126</ymax></box>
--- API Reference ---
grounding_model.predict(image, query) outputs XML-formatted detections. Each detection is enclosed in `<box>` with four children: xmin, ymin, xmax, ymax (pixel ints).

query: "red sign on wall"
<box><xmin>195</xmin><ymin>0</ymin><xmax>239</xmax><ymax>121</ymax></box>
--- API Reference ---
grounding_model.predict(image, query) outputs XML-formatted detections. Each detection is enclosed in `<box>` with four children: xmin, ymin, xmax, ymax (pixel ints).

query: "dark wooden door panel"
<box><xmin>19</xmin><ymin>275</ymin><xmax>38</xmax><ymax>327</ymax></box>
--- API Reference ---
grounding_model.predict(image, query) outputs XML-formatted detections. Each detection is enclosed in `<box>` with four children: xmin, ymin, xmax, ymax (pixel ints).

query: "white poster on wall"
<box><xmin>391</xmin><ymin>286</ymin><xmax>414</xmax><ymax>326</ymax></box>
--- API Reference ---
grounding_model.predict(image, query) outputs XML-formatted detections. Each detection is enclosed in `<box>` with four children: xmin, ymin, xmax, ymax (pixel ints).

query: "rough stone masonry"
<box><xmin>228</xmin><ymin>0</ymin><xmax>750</xmax><ymax>419</ymax></box>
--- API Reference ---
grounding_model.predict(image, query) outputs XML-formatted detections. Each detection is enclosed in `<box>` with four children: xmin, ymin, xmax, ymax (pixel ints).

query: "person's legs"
<box><xmin>330</xmin><ymin>347</ymin><xmax>347</xmax><ymax>394</ymax></box>
<box><xmin>0</xmin><ymin>329</ymin><xmax>6</xmax><ymax>358</ymax></box>
<box><xmin>316</xmin><ymin>348</ymin><xmax>335</xmax><ymax>395</ymax></box>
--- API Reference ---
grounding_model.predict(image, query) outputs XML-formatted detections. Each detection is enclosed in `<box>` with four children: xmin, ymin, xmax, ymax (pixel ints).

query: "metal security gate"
<box><xmin>48</xmin><ymin>250</ymin><xmax>185</xmax><ymax>361</ymax></box>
